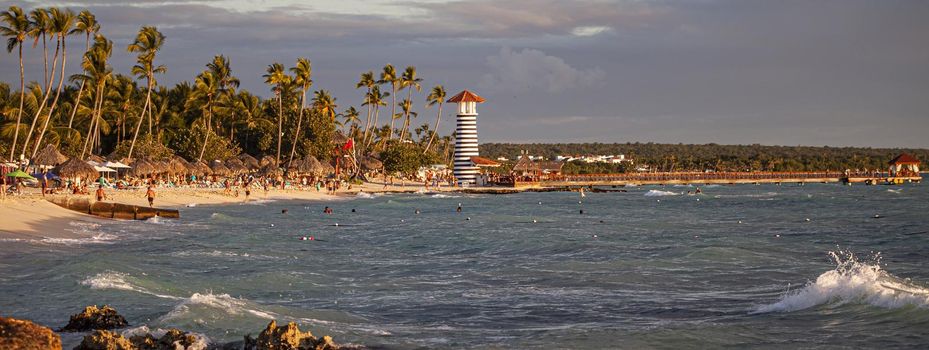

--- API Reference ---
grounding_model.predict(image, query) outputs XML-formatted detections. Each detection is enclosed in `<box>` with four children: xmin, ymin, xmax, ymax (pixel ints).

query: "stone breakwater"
<box><xmin>2</xmin><ymin>306</ymin><xmax>350</xmax><ymax>350</ymax></box>
<box><xmin>46</xmin><ymin>196</ymin><xmax>179</xmax><ymax>220</ymax></box>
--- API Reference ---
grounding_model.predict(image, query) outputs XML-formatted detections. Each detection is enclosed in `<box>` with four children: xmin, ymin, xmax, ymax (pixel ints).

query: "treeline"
<box><xmin>480</xmin><ymin>143</ymin><xmax>929</xmax><ymax>172</ymax></box>
<box><xmin>0</xmin><ymin>5</ymin><xmax>453</xmax><ymax>172</ymax></box>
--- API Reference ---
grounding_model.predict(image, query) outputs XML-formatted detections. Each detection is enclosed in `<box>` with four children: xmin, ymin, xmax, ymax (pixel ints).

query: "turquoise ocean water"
<box><xmin>2</xmin><ymin>183</ymin><xmax>928</xmax><ymax>348</ymax></box>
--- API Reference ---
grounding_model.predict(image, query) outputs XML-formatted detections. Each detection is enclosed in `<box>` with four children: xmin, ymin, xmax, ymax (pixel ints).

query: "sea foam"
<box><xmin>82</xmin><ymin>272</ymin><xmax>181</xmax><ymax>300</ymax></box>
<box><xmin>644</xmin><ymin>190</ymin><xmax>678</xmax><ymax>197</ymax></box>
<box><xmin>160</xmin><ymin>292</ymin><xmax>277</xmax><ymax>322</ymax></box>
<box><xmin>756</xmin><ymin>251</ymin><xmax>929</xmax><ymax>313</ymax></box>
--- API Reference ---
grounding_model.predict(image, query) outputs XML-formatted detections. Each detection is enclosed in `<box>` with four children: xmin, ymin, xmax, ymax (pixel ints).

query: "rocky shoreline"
<box><xmin>1</xmin><ymin>306</ymin><xmax>350</xmax><ymax>350</ymax></box>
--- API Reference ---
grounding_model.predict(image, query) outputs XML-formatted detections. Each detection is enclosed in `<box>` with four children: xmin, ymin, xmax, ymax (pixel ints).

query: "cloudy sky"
<box><xmin>3</xmin><ymin>0</ymin><xmax>928</xmax><ymax>147</ymax></box>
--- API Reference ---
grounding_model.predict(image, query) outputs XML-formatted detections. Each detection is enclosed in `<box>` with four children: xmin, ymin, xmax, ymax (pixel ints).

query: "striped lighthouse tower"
<box><xmin>447</xmin><ymin>90</ymin><xmax>486</xmax><ymax>186</ymax></box>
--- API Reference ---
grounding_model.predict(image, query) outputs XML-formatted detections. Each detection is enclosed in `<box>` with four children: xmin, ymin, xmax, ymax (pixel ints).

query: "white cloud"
<box><xmin>479</xmin><ymin>47</ymin><xmax>604</xmax><ymax>94</ymax></box>
<box><xmin>571</xmin><ymin>26</ymin><xmax>613</xmax><ymax>36</ymax></box>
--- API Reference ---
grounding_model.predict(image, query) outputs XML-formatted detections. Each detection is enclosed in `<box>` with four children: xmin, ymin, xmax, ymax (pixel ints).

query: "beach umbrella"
<box><xmin>32</xmin><ymin>144</ymin><xmax>69</xmax><ymax>167</ymax></box>
<box><xmin>332</xmin><ymin>130</ymin><xmax>349</xmax><ymax>146</ymax></box>
<box><xmin>225</xmin><ymin>158</ymin><xmax>247</xmax><ymax>174</ymax></box>
<box><xmin>259</xmin><ymin>155</ymin><xmax>277</xmax><ymax>167</ymax></box>
<box><xmin>53</xmin><ymin>158</ymin><xmax>99</xmax><ymax>180</ymax></box>
<box><xmin>238</xmin><ymin>154</ymin><xmax>260</xmax><ymax>170</ymax></box>
<box><xmin>129</xmin><ymin>159</ymin><xmax>155</xmax><ymax>176</ymax></box>
<box><xmin>210</xmin><ymin>160</ymin><xmax>232</xmax><ymax>176</ymax></box>
<box><xmin>85</xmin><ymin>154</ymin><xmax>105</xmax><ymax>163</ymax></box>
<box><xmin>169</xmin><ymin>156</ymin><xmax>190</xmax><ymax>174</ymax></box>
<box><xmin>103</xmin><ymin>161</ymin><xmax>132</xmax><ymax>169</ymax></box>
<box><xmin>358</xmin><ymin>156</ymin><xmax>383</xmax><ymax>171</ymax></box>
<box><xmin>192</xmin><ymin>161</ymin><xmax>212</xmax><ymax>176</ymax></box>
<box><xmin>5</xmin><ymin>169</ymin><xmax>36</xmax><ymax>180</ymax></box>
<box><xmin>259</xmin><ymin>163</ymin><xmax>283</xmax><ymax>177</ymax></box>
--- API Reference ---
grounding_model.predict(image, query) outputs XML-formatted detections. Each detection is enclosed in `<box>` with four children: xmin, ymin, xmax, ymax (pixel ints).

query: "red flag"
<box><xmin>342</xmin><ymin>138</ymin><xmax>354</xmax><ymax>151</ymax></box>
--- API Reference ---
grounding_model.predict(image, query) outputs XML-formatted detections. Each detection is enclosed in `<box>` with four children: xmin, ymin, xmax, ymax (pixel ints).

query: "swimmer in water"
<box><xmin>324</xmin><ymin>206</ymin><xmax>332</xmax><ymax>214</ymax></box>
<box><xmin>282</xmin><ymin>209</ymin><xmax>288</xmax><ymax>214</ymax></box>
<box><xmin>456</xmin><ymin>203</ymin><xmax>462</xmax><ymax>213</ymax></box>
<box><xmin>351</xmin><ymin>208</ymin><xmax>356</xmax><ymax>213</ymax></box>
<box><xmin>415</xmin><ymin>209</ymin><xmax>420</xmax><ymax>214</ymax></box>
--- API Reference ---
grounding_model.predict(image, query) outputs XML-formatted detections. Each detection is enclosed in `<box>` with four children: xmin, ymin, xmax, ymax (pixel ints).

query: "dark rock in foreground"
<box><xmin>61</xmin><ymin>305</ymin><xmax>129</xmax><ymax>332</ymax></box>
<box><xmin>73</xmin><ymin>330</ymin><xmax>134</xmax><ymax>350</ymax></box>
<box><xmin>0</xmin><ymin>316</ymin><xmax>62</xmax><ymax>350</ymax></box>
<box><xmin>245</xmin><ymin>320</ymin><xmax>340</xmax><ymax>350</ymax></box>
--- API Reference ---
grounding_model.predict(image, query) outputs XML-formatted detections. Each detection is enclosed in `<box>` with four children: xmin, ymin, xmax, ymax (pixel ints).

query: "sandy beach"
<box><xmin>0</xmin><ymin>181</ymin><xmax>454</xmax><ymax>241</ymax></box>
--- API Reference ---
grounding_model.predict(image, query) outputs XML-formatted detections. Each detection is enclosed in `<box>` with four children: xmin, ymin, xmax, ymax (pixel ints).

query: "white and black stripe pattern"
<box><xmin>454</xmin><ymin>113</ymin><xmax>480</xmax><ymax>185</ymax></box>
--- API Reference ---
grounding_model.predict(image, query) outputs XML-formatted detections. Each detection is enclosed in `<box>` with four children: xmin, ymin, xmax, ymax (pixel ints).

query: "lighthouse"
<box><xmin>447</xmin><ymin>90</ymin><xmax>485</xmax><ymax>186</ymax></box>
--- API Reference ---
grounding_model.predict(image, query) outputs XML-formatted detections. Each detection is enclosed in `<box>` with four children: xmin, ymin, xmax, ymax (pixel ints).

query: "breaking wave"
<box><xmin>159</xmin><ymin>292</ymin><xmax>277</xmax><ymax>322</ymax></box>
<box><xmin>82</xmin><ymin>272</ymin><xmax>181</xmax><ymax>300</ymax></box>
<box><xmin>644</xmin><ymin>190</ymin><xmax>678</xmax><ymax>197</ymax></box>
<box><xmin>756</xmin><ymin>251</ymin><xmax>929</xmax><ymax>313</ymax></box>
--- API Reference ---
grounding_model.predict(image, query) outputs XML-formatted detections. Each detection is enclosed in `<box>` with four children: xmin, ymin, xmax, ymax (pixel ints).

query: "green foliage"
<box><xmin>482</xmin><ymin>143</ymin><xmax>929</xmax><ymax>173</ymax></box>
<box><xmin>563</xmin><ymin>160</ymin><xmax>633</xmax><ymax>174</ymax></box>
<box><xmin>170</xmin><ymin>125</ymin><xmax>239</xmax><ymax>161</ymax></box>
<box><xmin>304</xmin><ymin>110</ymin><xmax>332</xmax><ymax>160</ymax></box>
<box><xmin>381</xmin><ymin>141</ymin><xmax>428</xmax><ymax>174</ymax></box>
<box><xmin>109</xmin><ymin>134</ymin><xmax>173</xmax><ymax>160</ymax></box>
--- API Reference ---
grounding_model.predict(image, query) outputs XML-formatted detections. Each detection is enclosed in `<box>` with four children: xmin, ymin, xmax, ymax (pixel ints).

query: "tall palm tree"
<box><xmin>355</xmin><ymin>71</ymin><xmax>374</xmax><ymax>149</ymax></box>
<box><xmin>207</xmin><ymin>55</ymin><xmax>240</xmax><ymax>142</ymax></box>
<box><xmin>424</xmin><ymin>85</ymin><xmax>445</xmax><ymax>154</ymax></box>
<box><xmin>397</xmin><ymin>98</ymin><xmax>417</xmax><ymax>141</ymax></box>
<box><xmin>28</xmin><ymin>8</ymin><xmax>50</xmax><ymax>88</ymax></box>
<box><xmin>362</xmin><ymin>85</ymin><xmax>387</xmax><ymax>148</ymax></box>
<box><xmin>312</xmin><ymin>90</ymin><xmax>338</xmax><ymax>122</ymax></box>
<box><xmin>31</xmin><ymin>8</ymin><xmax>75</xmax><ymax>158</ymax></box>
<box><xmin>126</xmin><ymin>25</ymin><xmax>166</xmax><ymax>160</ymax></box>
<box><xmin>66</xmin><ymin>10</ymin><xmax>98</xmax><ymax>129</ymax></box>
<box><xmin>398</xmin><ymin>66</ymin><xmax>422</xmax><ymax>141</ymax></box>
<box><xmin>288</xmin><ymin>57</ymin><xmax>312</xmax><ymax>164</ymax></box>
<box><xmin>263</xmin><ymin>62</ymin><xmax>290</xmax><ymax>164</ymax></box>
<box><xmin>0</xmin><ymin>6</ymin><xmax>30</xmax><ymax>161</ymax></box>
<box><xmin>341</xmin><ymin>106</ymin><xmax>360</xmax><ymax>134</ymax></box>
<box><xmin>76</xmin><ymin>34</ymin><xmax>113</xmax><ymax>158</ymax></box>
<box><xmin>378</xmin><ymin>64</ymin><xmax>398</xmax><ymax>140</ymax></box>
<box><xmin>188</xmin><ymin>70</ymin><xmax>218</xmax><ymax>162</ymax></box>
<box><xmin>23</xmin><ymin>8</ymin><xmax>61</xmax><ymax>157</ymax></box>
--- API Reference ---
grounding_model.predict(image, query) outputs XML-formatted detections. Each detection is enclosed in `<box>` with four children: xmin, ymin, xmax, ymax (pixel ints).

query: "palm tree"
<box><xmin>188</xmin><ymin>70</ymin><xmax>218</xmax><ymax>162</ymax></box>
<box><xmin>312</xmin><ymin>90</ymin><xmax>338</xmax><ymax>122</ymax></box>
<box><xmin>31</xmin><ymin>8</ymin><xmax>75</xmax><ymax>158</ymax></box>
<box><xmin>0</xmin><ymin>6</ymin><xmax>30</xmax><ymax>161</ymax></box>
<box><xmin>207</xmin><ymin>55</ymin><xmax>240</xmax><ymax>142</ymax></box>
<box><xmin>355</xmin><ymin>71</ymin><xmax>374</xmax><ymax>149</ymax></box>
<box><xmin>341</xmin><ymin>106</ymin><xmax>360</xmax><ymax>134</ymax></box>
<box><xmin>288</xmin><ymin>57</ymin><xmax>312</xmax><ymax>164</ymax></box>
<box><xmin>398</xmin><ymin>66</ymin><xmax>422</xmax><ymax>141</ymax></box>
<box><xmin>263</xmin><ymin>62</ymin><xmax>290</xmax><ymax>164</ymax></box>
<box><xmin>378</xmin><ymin>64</ymin><xmax>398</xmax><ymax>140</ymax></box>
<box><xmin>66</xmin><ymin>10</ymin><xmax>98</xmax><ymax>129</ymax></box>
<box><xmin>397</xmin><ymin>98</ymin><xmax>417</xmax><ymax>141</ymax></box>
<box><xmin>28</xmin><ymin>8</ymin><xmax>50</xmax><ymax>87</ymax></box>
<box><xmin>76</xmin><ymin>34</ymin><xmax>113</xmax><ymax>158</ymax></box>
<box><xmin>126</xmin><ymin>25</ymin><xmax>166</xmax><ymax>160</ymax></box>
<box><xmin>362</xmin><ymin>85</ymin><xmax>387</xmax><ymax>148</ymax></box>
<box><xmin>424</xmin><ymin>85</ymin><xmax>445</xmax><ymax>154</ymax></box>
<box><xmin>23</xmin><ymin>8</ymin><xmax>62</xmax><ymax>158</ymax></box>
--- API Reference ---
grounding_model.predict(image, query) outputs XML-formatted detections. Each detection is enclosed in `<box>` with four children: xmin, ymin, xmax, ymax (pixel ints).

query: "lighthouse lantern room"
<box><xmin>447</xmin><ymin>90</ymin><xmax>486</xmax><ymax>186</ymax></box>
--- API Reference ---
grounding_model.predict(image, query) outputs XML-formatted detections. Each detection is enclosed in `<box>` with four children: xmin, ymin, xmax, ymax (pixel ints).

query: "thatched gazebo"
<box><xmin>259</xmin><ymin>163</ymin><xmax>283</xmax><ymax>177</ymax></box>
<box><xmin>191</xmin><ymin>161</ymin><xmax>212</xmax><ymax>177</ymax></box>
<box><xmin>210</xmin><ymin>160</ymin><xmax>232</xmax><ymax>177</ymax></box>
<box><xmin>33</xmin><ymin>144</ymin><xmax>69</xmax><ymax>167</ymax></box>
<box><xmin>150</xmin><ymin>160</ymin><xmax>171</xmax><ymax>175</ymax></box>
<box><xmin>54</xmin><ymin>158</ymin><xmax>99</xmax><ymax>182</ymax></box>
<box><xmin>238</xmin><ymin>154</ymin><xmax>260</xmax><ymax>170</ymax></box>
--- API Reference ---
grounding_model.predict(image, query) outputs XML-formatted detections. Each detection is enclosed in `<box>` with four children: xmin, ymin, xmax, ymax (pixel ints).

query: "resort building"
<box><xmin>448</xmin><ymin>90</ymin><xmax>485</xmax><ymax>186</ymax></box>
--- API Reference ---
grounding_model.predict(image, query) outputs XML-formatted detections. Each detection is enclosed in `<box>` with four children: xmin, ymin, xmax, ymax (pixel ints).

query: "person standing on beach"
<box><xmin>146</xmin><ymin>186</ymin><xmax>156</xmax><ymax>207</ymax></box>
<box><xmin>96</xmin><ymin>185</ymin><xmax>107</xmax><ymax>202</ymax></box>
<box><xmin>40</xmin><ymin>171</ymin><xmax>48</xmax><ymax>197</ymax></box>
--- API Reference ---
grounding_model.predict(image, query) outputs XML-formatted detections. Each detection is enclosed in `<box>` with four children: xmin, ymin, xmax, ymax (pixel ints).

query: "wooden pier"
<box><xmin>494</xmin><ymin>171</ymin><xmax>921</xmax><ymax>188</ymax></box>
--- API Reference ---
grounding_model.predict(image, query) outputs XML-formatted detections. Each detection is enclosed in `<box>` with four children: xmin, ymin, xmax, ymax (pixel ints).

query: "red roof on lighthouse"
<box><xmin>447</xmin><ymin>90</ymin><xmax>486</xmax><ymax>103</ymax></box>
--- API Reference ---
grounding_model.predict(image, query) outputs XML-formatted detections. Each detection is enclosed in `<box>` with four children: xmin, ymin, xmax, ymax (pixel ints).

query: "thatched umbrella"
<box><xmin>259</xmin><ymin>155</ymin><xmax>277</xmax><ymax>168</ymax></box>
<box><xmin>226</xmin><ymin>158</ymin><xmax>247</xmax><ymax>174</ymax></box>
<box><xmin>238</xmin><ymin>154</ymin><xmax>260</xmax><ymax>170</ymax></box>
<box><xmin>86</xmin><ymin>154</ymin><xmax>105</xmax><ymax>163</ymax></box>
<box><xmin>170</xmin><ymin>156</ymin><xmax>190</xmax><ymax>174</ymax></box>
<box><xmin>150</xmin><ymin>160</ymin><xmax>171</xmax><ymax>174</ymax></box>
<box><xmin>129</xmin><ymin>159</ymin><xmax>155</xmax><ymax>177</ymax></box>
<box><xmin>259</xmin><ymin>163</ymin><xmax>283</xmax><ymax>177</ymax></box>
<box><xmin>210</xmin><ymin>160</ymin><xmax>232</xmax><ymax>176</ymax></box>
<box><xmin>191</xmin><ymin>161</ymin><xmax>212</xmax><ymax>176</ymax></box>
<box><xmin>54</xmin><ymin>158</ymin><xmax>99</xmax><ymax>181</ymax></box>
<box><xmin>332</xmin><ymin>131</ymin><xmax>349</xmax><ymax>146</ymax></box>
<box><xmin>358</xmin><ymin>156</ymin><xmax>383</xmax><ymax>171</ymax></box>
<box><xmin>33</xmin><ymin>144</ymin><xmax>69</xmax><ymax>167</ymax></box>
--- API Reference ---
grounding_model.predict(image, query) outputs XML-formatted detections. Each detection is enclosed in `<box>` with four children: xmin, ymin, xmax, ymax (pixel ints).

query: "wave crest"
<box><xmin>644</xmin><ymin>190</ymin><xmax>678</xmax><ymax>197</ymax></box>
<box><xmin>756</xmin><ymin>251</ymin><xmax>929</xmax><ymax>313</ymax></box>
